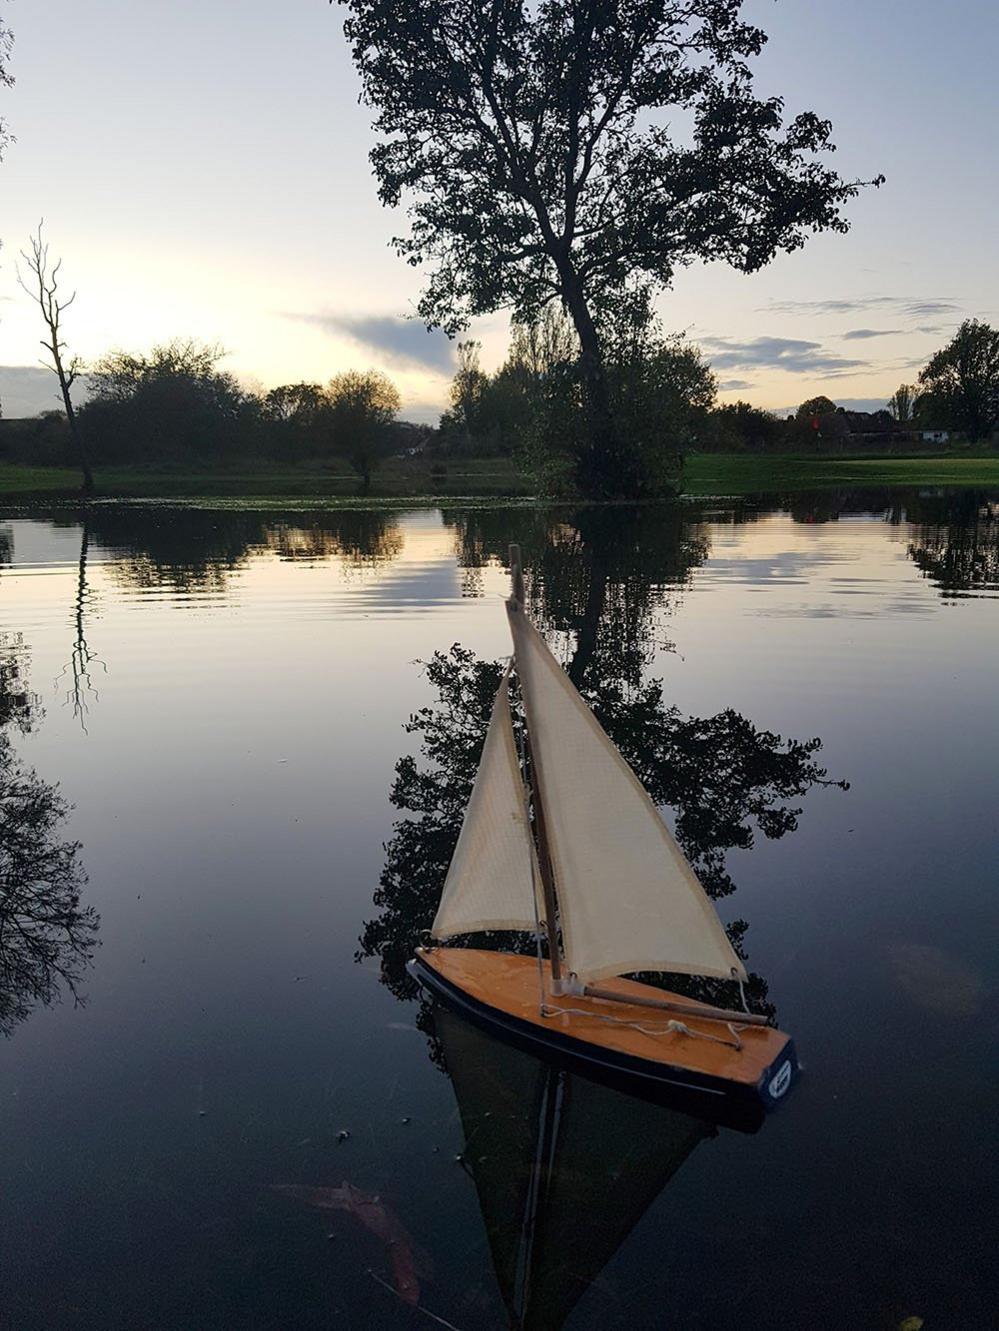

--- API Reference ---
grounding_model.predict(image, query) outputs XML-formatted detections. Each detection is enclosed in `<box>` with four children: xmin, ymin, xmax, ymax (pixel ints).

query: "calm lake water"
<box><xmin>0</xmin><ymin>493</ymin><xmax>996</xmax><ymax>1330</ymax></box>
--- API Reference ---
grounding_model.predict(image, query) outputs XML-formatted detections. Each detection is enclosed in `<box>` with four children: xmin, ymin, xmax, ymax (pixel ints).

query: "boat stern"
<box><xmin>757</xmin><ymin>1039</ymin><xmax>800</xmax><ymax>1109</ymax></box>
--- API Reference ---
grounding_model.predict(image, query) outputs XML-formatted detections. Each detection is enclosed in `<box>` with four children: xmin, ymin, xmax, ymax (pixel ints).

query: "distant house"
<box><xmin>921</xmin><ymin>428</ymin><xmax>951</xmax><ymax>444</ymax></box>
<box><xmin>838</xmin><ymin>409</ymin><xmax>896</xmax><ymax>438</ymax></box>
<box><xmin>389</xmin><ymin>420</ymin><xmax>434</xmax><ymax>456</ymax></box>
<box><xmin>815</xmin><ymin>408</ymin><xmax>896</xmax><ymax>445</ymax></box>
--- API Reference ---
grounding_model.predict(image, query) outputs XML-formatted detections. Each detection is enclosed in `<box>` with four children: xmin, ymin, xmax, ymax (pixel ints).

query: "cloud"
<box><xmin>700</xmin><ymin>335</ymin><xmax>865</xmax><ymax>375</ymax></box>
<box><xmin>904</xmin><ymin>301</ymin><xmax>961</xmax><ymax>318</ymax></box>
<box><xmin>842</xmin><ymin>328</ymin><xmax>905</xmax><ymax>340</ymax></box>
<box><xmin>887</xmin><ymin>357</ymin><xmax>930</xmax><ymax>370</ymax></box>
<box><xmin>718</xmin><ymin>378</ymin><xmax>753</xmax><ymax>390</ymax></box>
<box><xmin>0</xmin><ymin>366</ymin><xmax>92</xmax><ymax>418</ymax></box>
<box><xmin>762</xmin><ymin>296</ymin><xmax>961</xmax><ymax>319</ymax></box>
<box><xmin>287</xmin><ymin>312</ymin><xmax>454</xmax><ymax>374</ymax></box>
<box><xmin>771</xmin><ymin>396</ymin><xmax>892</xmax><ymax>417</ymax></box>
<box><xmin>764</xmin><ymin>297</ymin><xmax>896</xmax><ymax>315</ymax></box>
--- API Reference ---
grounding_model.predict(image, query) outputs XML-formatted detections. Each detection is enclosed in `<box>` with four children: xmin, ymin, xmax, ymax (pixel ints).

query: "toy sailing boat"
<box><xmin>411</xmin><ymin>546</ymin><xmax>798</xmax><ymax>1114</ymax></box>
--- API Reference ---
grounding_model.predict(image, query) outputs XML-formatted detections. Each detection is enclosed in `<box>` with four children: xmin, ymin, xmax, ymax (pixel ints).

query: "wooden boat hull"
<box><xmin>410</xmin><ymin>947</ymin><xmax>798</xmax><ymax>1128</ymax></box>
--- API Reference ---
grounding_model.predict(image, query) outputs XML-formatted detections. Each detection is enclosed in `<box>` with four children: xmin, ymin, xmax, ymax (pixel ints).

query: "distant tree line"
<box><xmin>3</xmin><ymin>225</ymin><xmax>995</xmax><ymax>496</ymax></box>
<box><xmin>3</xmin><ymin>334</ymin><xmax>426</xmax><ymax>490</ymax></box>
<box><xmin>82</xmin><ymin>341</ymin><xmax>414</xmax><ymax>487</ymax></box>
<box><xmin>6</xmin><ymin>315</ymin><xmax>997</xmax><ymax>498</ymax></box>
<box><xmin>431</xmin><ymin>315</ymin><xmax>999</xmax><ymax>470</ymax></box>
<box><xmin>698</xmin><ymin>321</ymin><xmax>999</xmax><ymax>453</ymax></box>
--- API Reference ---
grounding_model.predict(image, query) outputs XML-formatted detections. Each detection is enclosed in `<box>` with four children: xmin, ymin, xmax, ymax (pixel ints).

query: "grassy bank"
<box><xmin>0</xmin><ymin>456</ymin><xmax>531</xmax><ymax>500</ymax></box>
<box><xmin>2</xmin><ymin>450</ymin><xmax>999</xmax><ymax>501</ymax></box>
<box><xmin>682</xmin><ymin>451</ymin><xmax>999</xmax><ymax>495</ymax></box>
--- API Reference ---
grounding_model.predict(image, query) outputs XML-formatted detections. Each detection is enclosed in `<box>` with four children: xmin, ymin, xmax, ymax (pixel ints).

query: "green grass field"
<box><xmin>1</xmin><ymin>450</ymin><xmax>998</xmax><ymax>502</ymax></box>
<box><xmin>0</xmin><ymin>455</ymin><xmax>531</xmax><ymax>500</ymax></box>
<box><xmin>681</xmin><ymin>451</ymin><xmax>999</xmax><ymax>495</ymax></box>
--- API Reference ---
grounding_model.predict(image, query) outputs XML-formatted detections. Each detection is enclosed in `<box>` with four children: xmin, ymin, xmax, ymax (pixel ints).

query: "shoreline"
<box><xmin>1</xmin><ymin>451</ymin><xmax>998</xmax><ymax>503</ymax></box>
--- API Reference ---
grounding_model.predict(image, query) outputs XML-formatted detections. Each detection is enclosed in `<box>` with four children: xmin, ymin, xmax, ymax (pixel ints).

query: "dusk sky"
<box><xmin>1</xmin><ymin>0</ymin><xmax>996</xmax><ymax>422</ymax></box>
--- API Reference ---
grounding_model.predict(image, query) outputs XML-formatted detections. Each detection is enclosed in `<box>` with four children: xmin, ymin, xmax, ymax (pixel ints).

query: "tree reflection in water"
<box><xmin>0</xmin><ymin>630</ymin><xmax>35</xmax><ymax>735</ymax></box>
<box><xmin>0</xmin><ymin>527</ymin><xmax>98</xmax><ymax>1037</ymax></box>
<box><xmin>61</xmin><ymin>518</ymin><xmax>105</xmax><ymax>728</ymax></box>
<box><xmin>905</xmin><ymin>491</ymin><xmax>999</xmax><ymax>597</ymax></box>
<box><xmin>0</xmin><ymin>735</ymin><xmax>97</xmax><ymax>1037</ymax></box>
<box><xmin>1</xmin><ymin>504</ymin><xmax>407</xmax><ymax>1037</ymax></box>
<box><xmin>45</xmin><ymin>506</ymin><xmax>406</xmax><ymax>723</ymax></box>
<box><xmin>69</xmin><ymin>506</ymin><xmax>406</xmax><ymax>591</ymax></box>
<box><xmin>78</xmin><ymin>507</ymin><xmax>270</xmax><ymax>594</ymax></box>
<box><xmin>263</xmin><ymin>512</ymin><xmax>405</xmax><ymax>567</ymax></box>
<box><xmin>360</xmin><ymin>507</ymin><xmax>847</xmax><ymax>1022</ymax></box>
<box><xmin>763</xmin><ymin>486</ymin><xmax>999</xmax><ymax>599</ymax></box>
<box><xmin>0</xmin><ymin>525</ymin><xmax>36</xmax><ymax>734</ymax></box>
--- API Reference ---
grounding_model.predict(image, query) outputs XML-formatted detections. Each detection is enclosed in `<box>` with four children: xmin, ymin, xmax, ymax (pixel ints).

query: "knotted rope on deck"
<box><xmin>540</xmin><ymin>1003</ymin><xmax>745</xmax><ymax>1050</ymax></box>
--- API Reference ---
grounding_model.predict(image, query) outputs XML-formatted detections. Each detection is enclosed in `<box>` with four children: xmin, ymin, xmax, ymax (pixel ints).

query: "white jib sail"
<box><xmin>507</xmin><ymin>603</ymin><xmax>747</xmax><ymax>984</ymax></box>
<box><xmin>432</xmin><ymin>669</ymin><xmax>544</xmax><ymax>940</ymax></box>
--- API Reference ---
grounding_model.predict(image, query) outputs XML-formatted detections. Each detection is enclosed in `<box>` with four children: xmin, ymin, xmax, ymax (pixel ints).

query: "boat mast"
<box><xmin>509</xmin><ymin>543</ymin><xmax>563</xmax><ymax>984</ymax></box>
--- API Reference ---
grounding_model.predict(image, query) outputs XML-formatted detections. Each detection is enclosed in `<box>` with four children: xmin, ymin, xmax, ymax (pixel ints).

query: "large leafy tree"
<box><xmin>326</xmin><ymin>368</ymin><xmax>401</xmax><ymax>488</ymax></box>
<box><xmin>261</xmin><ymin>382</ymin><xmax>331</xmax><ymax>459</ymax></box>
<box><xmin>918</xmin><ymin>320</ymin><xmax>999</xmax><ymax>442</ymax></box>
<box><xmin>795</xmin><ymin>395</ymin><xmax>837</xmax><ymax>422</ymax></box>
<box><xmin>338</xmin><ymin>0</ymin><xmax>878</xmax><ymax>494</ymax></box>
<box><xmin>887</xmin><ymin>382</ymin><xmax>918</xmax><ymax>424</ymax></box>
<box><xmin>439</xmin><ymin>340</ymin><xmax>491</xmax><ymax>449</ymax></box>
<box><xmin>712</xmin><ymin>400</ymin><xmax>783</xmax><ymax>451</ymax></box>
<box><xmin>82</xmin><ymin>339</ymin><xmax>256</xmax><ymax>463</ymax></box>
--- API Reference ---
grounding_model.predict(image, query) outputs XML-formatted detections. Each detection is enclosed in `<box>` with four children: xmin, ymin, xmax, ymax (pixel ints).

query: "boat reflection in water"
<box><xmin>432</xmin><ymin>1001</ymin><xmax>756</xmax><ymax>1331</ymax></box>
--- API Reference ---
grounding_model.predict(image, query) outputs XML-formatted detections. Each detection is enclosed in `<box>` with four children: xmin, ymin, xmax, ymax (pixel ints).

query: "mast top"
<box><xmin>509</xmin><ymin>543</ymin><xmax>525</xmax><ymax>608</ymax></box>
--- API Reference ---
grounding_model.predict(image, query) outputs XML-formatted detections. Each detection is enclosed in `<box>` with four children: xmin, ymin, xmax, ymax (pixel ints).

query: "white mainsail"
<box><xmin>431</xmin><ymin>669</ymin><xmax>544</xmax><ymax>940</ymax></box>
<box><xmin>507</xmin><ymin>602</ymin><xmax>747</xmax><ymax>984</ymax></box>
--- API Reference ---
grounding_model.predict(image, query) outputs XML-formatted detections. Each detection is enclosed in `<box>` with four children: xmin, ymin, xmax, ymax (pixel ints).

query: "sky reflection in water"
<box><xmin>0</xmin><ymin>494</ymin><xmax>996</xmax><ymax>1330</ymax></box>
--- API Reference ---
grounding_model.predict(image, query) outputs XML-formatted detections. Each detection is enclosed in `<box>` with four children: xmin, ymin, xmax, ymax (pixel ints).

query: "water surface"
<box><xmin>0</xmin><ymin>493</ymin><xmax>996</xmax><ymax>1330</ymax></box>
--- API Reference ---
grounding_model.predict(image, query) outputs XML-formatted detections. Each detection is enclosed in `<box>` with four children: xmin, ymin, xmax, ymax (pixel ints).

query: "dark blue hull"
<box><xmin>409</xmin><ymin>954</ymin><xmax>798</xmax><ymax>1134</ymax></box>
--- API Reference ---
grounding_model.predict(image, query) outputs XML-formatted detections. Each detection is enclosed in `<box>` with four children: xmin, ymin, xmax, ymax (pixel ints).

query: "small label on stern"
<box><xmin>768</xmin><ymin>1060</ymin><xmax>793</xmax><ymax>1100</ymax></box>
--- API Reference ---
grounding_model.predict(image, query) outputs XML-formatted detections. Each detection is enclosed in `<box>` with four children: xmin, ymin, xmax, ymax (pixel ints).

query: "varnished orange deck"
<box><xmin>414</xmin><ymin>946</ymin><xmax>797</xmax><ymax>1111</ymax></box>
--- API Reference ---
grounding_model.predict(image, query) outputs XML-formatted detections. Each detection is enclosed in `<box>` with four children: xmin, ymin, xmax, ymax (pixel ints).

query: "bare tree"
<box><xmin>17</xmin><ymin>223</ymin><xmax>94</xmax><ymax>492</ymax></box>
